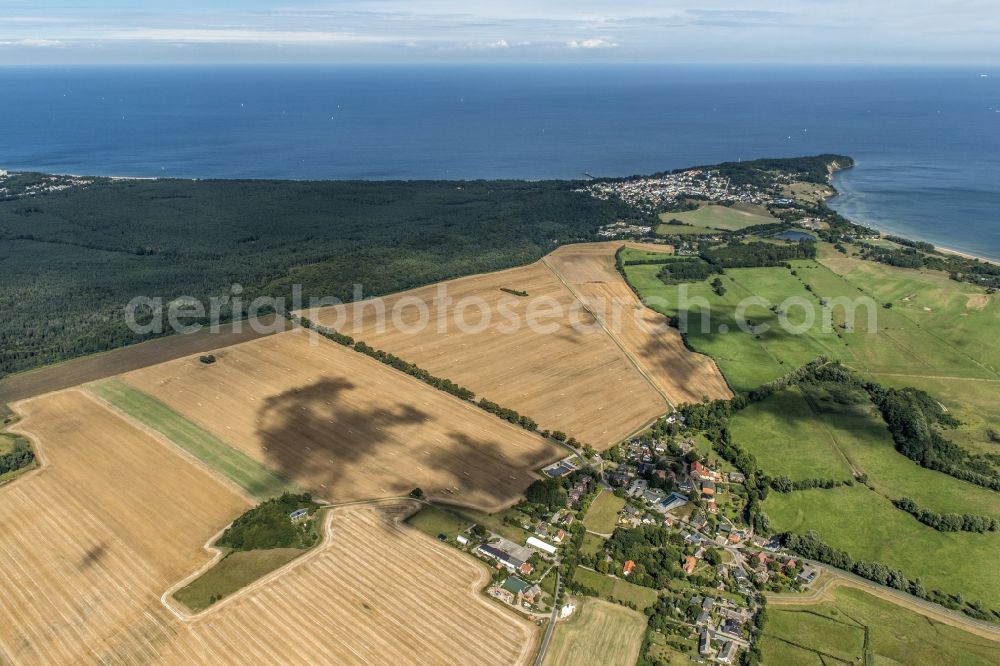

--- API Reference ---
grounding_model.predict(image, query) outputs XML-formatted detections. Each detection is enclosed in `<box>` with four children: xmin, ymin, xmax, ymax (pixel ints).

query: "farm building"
<box><xmin>475</xmin><ymin>544</ymin><xmax>525</xmax><ymax>573</ymax></box>
<box><xmin>526</xmin><ymin>536</ymin><xmax>557</xmax><ymax>555</ymax></box>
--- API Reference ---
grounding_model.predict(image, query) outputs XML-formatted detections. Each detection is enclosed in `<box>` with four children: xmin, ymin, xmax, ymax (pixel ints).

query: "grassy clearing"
<box><xmin>581</xmin><ymin>533</ymin><xmax>607</xmax><ymax>558</ymax></box>
<box><xmin>619</xmin><ymin>247</ymin><xmax>675</xmax><ymax>263</ymax></box>
<box><xmin>765</xmin><ymin>485</ymin><xmax>1000</xmax><ymax>608</ymax></box>
<box><xmin>646</xmin><ymin>633</ymin><xmax>697</xmax><ymax>665</ymax></box>
<box><xmin>89</xmin><ymin>378</ymin><xmax>298</xmax><ymax>500</ymax></box>
<box><xmin>763</xmin><ymin>586</ymin><xmax>1000</xmax><ymax>666</ymax></box>
<box><xmin>453</xmin><ymin>506</ymin><xmax>533</xmax><ymax>544</ymax></box>
<box><xmin>406</xmin><ymin>505</ymin><xmax>473</xmax><ymax>540</ymax></box>
<box><xmin>729</xmin><ymin>386</ymin><xmax>854</xmax><ymax>481</ymax></box>
<box><xmin>173</xmin><ymin>548</ymin><xmax>305</xmax><ymax>613</ymax></box>
<box><xmin>583</xmin><ymin>490</ymin><xmax>625</xmax><ymax>534</ymax></box>
<box><xmin>657</xmin><ymin>203</ymin><xmax>777</xmax><ymax>234</ymax></box>
<box><xmin>872</xmin><ymin>373</ymin><xmax>1000</xmax><ymax>465</ymax></box>
<box><xmin>573</xmin><ymin>566</ymin><xmax>659</xmax><ymax>609</ymax></box>
<box><xmin>543</xmin><ymin>598</ymin><xmax>647</xmax><ymax>666</ymax></box>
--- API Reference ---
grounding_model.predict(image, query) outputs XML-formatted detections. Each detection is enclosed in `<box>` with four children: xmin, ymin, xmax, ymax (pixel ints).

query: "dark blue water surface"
<box><xmin>0</xmin><ymin>65</ymin><xmax>997</xmax><ymax>258</ymax></box>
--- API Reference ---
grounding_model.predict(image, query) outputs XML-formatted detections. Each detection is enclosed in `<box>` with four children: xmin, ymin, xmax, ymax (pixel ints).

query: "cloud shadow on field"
<box><xmin>256</xmin><ymin>377</ymin><xmax>427</xmax><ymax>497</ymax></box>
<box><xmin>254</xmin><ymin>376</ymin><xmax>557</xmax><ymax>507</ymax></box>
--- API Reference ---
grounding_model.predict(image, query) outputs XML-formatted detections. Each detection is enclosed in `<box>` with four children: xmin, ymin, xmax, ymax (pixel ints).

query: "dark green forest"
<box><xmin>0</xmin><ymin>176</ymin><xmax>628</xmax><ymax>377</ymax></box>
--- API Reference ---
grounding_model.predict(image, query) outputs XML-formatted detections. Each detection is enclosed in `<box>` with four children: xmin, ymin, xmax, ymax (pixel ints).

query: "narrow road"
<box><xmin>767</xmin><ymin>562</ymin><xmax>1000</xmax><ymax>642</ymax></box>
<box><xmin>533</xmin><ymin>570</ymin><xmax>562</xmax><ymax>666</ymax></box>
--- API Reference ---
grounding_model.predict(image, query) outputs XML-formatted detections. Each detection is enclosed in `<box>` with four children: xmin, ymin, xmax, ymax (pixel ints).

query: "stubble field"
<box><xmin>0</xmin><ymin>394</ymin><xmax>535</xmax><ymax>664</ymax></box>
<box><xmin>121</xmin><ymin>329</ymin><xmax>561</xmax><ymax>511</ymax></box>
<box><xmin>301</xmin><ymin>255</ymin><xmax>671</xmax><ymax>447</ymax></box>
<box><xmin>543</xmin><ymin>242</ymin><xmax>732</xmax><ymax>406</ymax></box>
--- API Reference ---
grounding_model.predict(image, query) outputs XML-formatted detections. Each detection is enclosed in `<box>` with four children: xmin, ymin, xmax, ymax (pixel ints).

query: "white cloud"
<box><xmin>489</xmin><ymin>39</ymin><xmax>509</xmax><ymax>48</ymax></box>
<box><xmin>103</xmin><ymin>29</ymin><xmax>402</xmax><ymax>45</ymax></box>
<box><xmin>566</xmin><ymin>37</ymin><xmax>617</xmax><ymax>49</ymax></box>
<box><xmin>0</xmin><ymin>38</ymin><xmax>64</xmax><ymax>47</ymax></box>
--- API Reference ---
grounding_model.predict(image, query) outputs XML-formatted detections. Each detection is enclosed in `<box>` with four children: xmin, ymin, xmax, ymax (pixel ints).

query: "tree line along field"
<box><xmin>0</xmin><ymin>393</ymin><xmax>537</xmax><ymax>665</ymax></box>
<box><xmin>116</xmin><ymin>329</ymin><xmax>563</xmax><ymax>511</ymax></box>
<box><xmin>542</xmin><ymin>598</ymin><xmax>646</xmax><ymax>666</ymax></box>
<box><xmin>762</xmin><ymin>586</ymin><xmax>1000</xmax><ymax>665</ymax></box>
<box><xmin>300</xmin><ymin>242</ymin><xmax>729</xmax><ymax>448</ymax></box>
<box><xmin>730</xmin><ymin>380</ymin><xmax>1000</xmax><ymax>610</ymax></box>
<box><xmin>0</xmin><ymin>176</ymin><xmax>632</xmax><ymax>379</ymax></box>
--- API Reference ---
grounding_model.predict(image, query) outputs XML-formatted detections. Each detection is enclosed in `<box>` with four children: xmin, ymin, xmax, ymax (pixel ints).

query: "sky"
<box><xmin>1</xmin><ymin>1</ymin><xmax>999</xmax><ymax>65</ymax></box>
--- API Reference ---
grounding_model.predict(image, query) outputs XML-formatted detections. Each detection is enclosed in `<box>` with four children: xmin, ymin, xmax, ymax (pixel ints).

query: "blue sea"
<box><xmin>1</xmin><ymin>65</ymin><xmax>998</xmax><ymax>259</ymax></box>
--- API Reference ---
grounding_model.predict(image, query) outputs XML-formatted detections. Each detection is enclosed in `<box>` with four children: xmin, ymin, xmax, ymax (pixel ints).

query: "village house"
<box><xmin>623</xmin><ymin>560</ymin><xmax>636</xmax><ymax>576</ymax></box>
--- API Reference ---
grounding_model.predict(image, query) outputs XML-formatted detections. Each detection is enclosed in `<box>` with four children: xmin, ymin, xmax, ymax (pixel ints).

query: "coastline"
<box><xmin>5</xmin><ymin>159</ymin><xmax>999</xmax><ymax>267</ymax></box>
<box><xmin>827</xmin><ymin>164</ymin><xmax>999</xmax><ymax>266</ymax></box>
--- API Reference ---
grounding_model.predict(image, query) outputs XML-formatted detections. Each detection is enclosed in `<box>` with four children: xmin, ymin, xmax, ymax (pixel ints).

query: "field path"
<box><xmin>541</xmin><ymin>254</ymin><xmax>673</xmax><ymax>408</ymax></box>
<box><xmin>543</xmin><ymin>242</ymin><xmax>732</xmax><ymax>406</ymax></box>
<box><xmin>767</xmin><ymin>564</ymin><xmax>1000</xmax><ymax>642</ymax></box>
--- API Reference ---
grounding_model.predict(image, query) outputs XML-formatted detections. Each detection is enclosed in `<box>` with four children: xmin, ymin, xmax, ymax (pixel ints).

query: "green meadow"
<box><xmin>733</xmin><ymin>382</ymin><xmax>1000</xmax><ymax>518</ymax></box>
<box><xmin>733</xmin><ymin>380</ymin><xmax>1000</xmax><ymax>607</ymax></box>
<box><xmin>572</xmin><ymin>566</ymin><xmax>660</xmax><ymax>609</ymax></box>
<box><xmin>406</xmin><ymin>505</ymin><xmax>474</xmax><ymax>541</ymax></box>
<box><xmin>583</xmin><ymin>490</ymin><xmax>626</xmax><ymax>534</ymax></box>
<box><xmin>656</xmin><ymin>203</ymin><xmax>777</xmax><ymax>235</ymax></box>
<box><xmin>173</xmin><ymin>548</ymin><xmax>305</xmax><ymax>612</ymax></box>
<box><xmin>622</xmin><ymin>246</ymin><xmax>1000</xmax><ymax>397</ymax></box>
<box><xmin>762</xmin><ymin>587</ymin><xmax>1000</xmax><ymax>666</ymax></box>
<box><xmin>766</xmin><ymin>484</ymin><xmax>1000</xmax><ymax>608</ymax></box>
<box><xmin>729</xmin><ymin>386</ymin><xmax>855</xmax><ymax>481</ymax></box>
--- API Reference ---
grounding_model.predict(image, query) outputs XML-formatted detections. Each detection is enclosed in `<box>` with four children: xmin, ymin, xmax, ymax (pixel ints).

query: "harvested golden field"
<box><xmin>300</xmin><ymin>257</ymin><xmax>668</xmax><ymax>447</ymax></box>
<box><xmin>122</xmin><ymin>330</ymin><xmax>561</xmax><ymax>510</ymax></box>
<box><xmin>0</xmin><ymin>389</ymin><xmax>251</xmax><ymax>664</ymax></box>
<box><xmin>543</xmin><ymin>242</ymin><xmax>732</xmax><ymax>405</ymax></box>
<box><xmin>0</xmin><ymin>396</ymin><xmax>535</xmax><ymax>664</ymax></box>
<box><xmin>158</xmin><ymin>502</ymin><xmax>538</xmax><ymax>665</ymax></box>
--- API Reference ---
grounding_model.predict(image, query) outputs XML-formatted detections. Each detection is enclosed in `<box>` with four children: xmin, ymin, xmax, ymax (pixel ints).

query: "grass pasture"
<box><xmin>766</xmin><ymin>484</ymin><xmax>1000</xmax><ymax>609</ymax></box>
<box><xmin>543</xmin><ymin>598</ymin><xmax>647</xmax><ymax>666</ymax></box>
<box><xmin>173</xmin><ymin>548</ymin><xmax>305</xmax><ymax>612</ymax></box>
<box><xmin>406</xmin><ymin>504</ymin><xmax>474</xmax><ymax>541</ymax></box>
<box><xmin>729</xmin><ymin>386</ymin><xmax>854</xmax><ymax>481</ymax></box>
<box><xmin>582</xmin><ymin>490</ymin><xmax>625</xmax><ymax>534</ymax></box>
<box><xmin>739</xmin><ymin>382</ymin><xmax>1000</xmax><ymax>518</ymax></box>
<box><xmin>573</xmin><ymin>566</ymin><xmax>659</xmax><ymax>609</ymax></box>
<box><xmin>657</xmin><ymin>203</ymin><xmax>777</xmax><ymax>235</ymax></box>
<box><xmin>89</xmin><ymin>377</ymin><xmax>298</xmax><ymax>500</ymax></box>
<box><xmin>737</xmin><ymin>381</ymin><xmax>1000</xmax><ymax>608</ymax></box>
<box><xmin>581</xmin><ymin>532</ymin><xmax>607</xmax><ymax>557</ymax></box>
<box><xmin>763</xmin><ymin>587</ymin><xmax>1000</xmax><ymax>666</ymax></box>
<box><xmin>623</xmin><ymin>250</ymin><xmax>1000</xmax><ymax>393</ymax></box>
<box><xmin>624</xmin><ymin>262</ymin><xmax>851</xmax><ymax>391</ymax></box>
